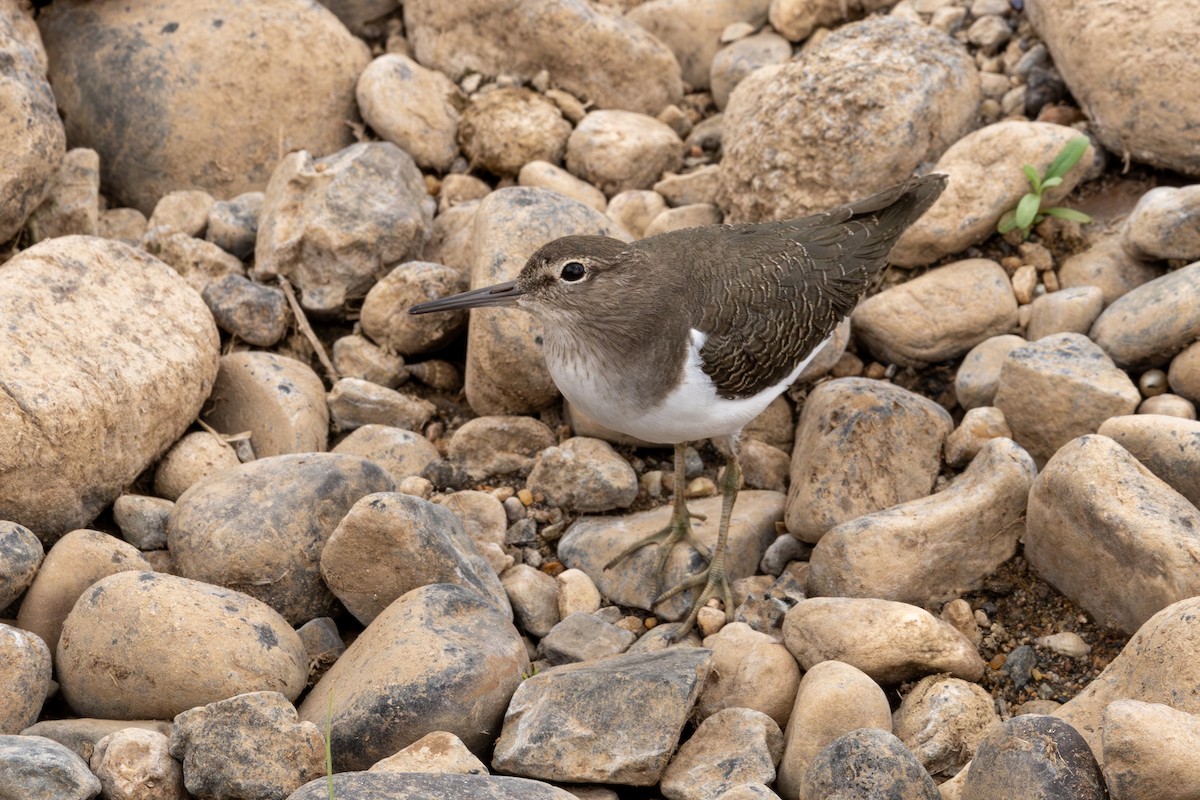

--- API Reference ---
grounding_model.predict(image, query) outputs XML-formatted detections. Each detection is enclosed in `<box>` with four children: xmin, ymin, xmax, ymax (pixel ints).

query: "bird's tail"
<box><xmin>843</xmin><ymin>173</ymin><xmax>947</xmax><ymax>234</ymax></box>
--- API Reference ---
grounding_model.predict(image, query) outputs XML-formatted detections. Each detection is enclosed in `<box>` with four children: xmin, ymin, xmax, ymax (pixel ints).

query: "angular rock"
<box><xmin>1026</xmin><ymin>285</ymin><xmax>1105</xmax><ymax>341</ymax></box>
<box><xmin>153</xmin><ymin>431</ymin><xmax>242</xmax><ymax>501</ymax></box>
<box><xmin>27</xmin><ymin>148</ymin><xmax>100</xmax><ymax>242</ymax></box>
<box><xmin>203</xmin><ymin>351</ymin><xmax>329</xmax><ymax>457</ymax></box>
<box><xmin>57</xmin><ymin>571</ymin><xmax>307</xmax><ymax>719</ymax></box>
<box><xmin>775</xmin><ymin>660</ymin><xmax>891</xmax><ymax>800</ymax></box>
<box><xmin>526</xmin><ymin>437</ymin><xmax>638</xmax><ymax>512</ymax></box>
<box><xmin>436</xmin><ymin>490</ymin><xmax>510</xmax><ymax>562</ymax></box>
<box><xmin>719</xmin><ymin>17</ymin><xmax>979</xmax><ymax>222</ymax></box>
<box><xmin>1027</xmin><ymin>0</ymin><xmax>1200</xmax><ymax>176</ymax></box>
<box><xmin>369</xmin><ymin>731</ymin><xmax>489</xmax><ymax>775</ymax></box>
<box><xmin>852</xmin><ymin>259</ymin><xmax>1019</xmax><ymax>366</ymax></box>
<box><xmin>710</xmin><ymin>32</ymin><xmax>792</xmax><ymax>111</ymax></box>
<box><xmin>288</xmin><ymin>772</ymin><xmax>579</xmax><ymax>800</ymax></box>
<box><xmin>91</xmin><ymin>727</ymin><xmax>185</xmax><ymax>800</ymax></box>
<box><xmin>1101</xmin><ymin>700</ymin><xmax>1200</xmax><ymax>800</ymax></box>
<box><xmin>16</xmin><ymin>529</ymin><xmax>151</xmax><ymax>660</ymax></box>
<box><xmin>559</xmin><ymin>491</ymin><xmax>784</xmax><ymax>621</ymax></box>
<box><xmin>993</xmin><ymin>332</ymin><xmax>1139</xmax><ymax>466</ymax></box>
<box><xmin>654</xmin><ymin>165</ymin><xmax>722</xmax><ymax>209</ymax></box>
<box><xmin>1058</xmin><ymin>234</ymin><xmax>1165</xmax><ymax>306</ymax></box>
<box><xmin>332</xmin><ymin>425</ymin><xmax>440</xmax><ymax>485</ymax></box>
<box><xmin>1122</xmin><ymin>185</ymin><xmax>1200</xmax><ymax>262</ymax></box>
<box><xmin>0</xmin><ymin>735</ymin><xmax>100</xmax><ymax>800</ymax></box>
<box><xmin>201</xmin><ymin>274</ymin><xmax>290</xmax><ymax>347</ymax></box>
<box><xmin>890</xmin><ymin>122</ymin><xmax>1096</xmax><ymax>266</ymax></box>
<box><xmin>331</xmin><ymin>335</ymin><xmax>407</xmax><ymax>389</ymax></box>
<box><xmin>140</xmin><ymin>226</ymin><xmax>246</xmax><ymax>293</ymax></box>
<box><xmin>1025</xmin><ymin>434</ymin><xmax>1200</xmax><ymax>634</ymax></box>
<box><xmin>502</xmin><ymin>564</ymin><xmax>561</xmax><ymax>639</ymax></box>
<box><xmin>39</xmin><ymin>0</ymin><xmax>369</xmax><ymax>214</ymax></box>
<box><xmin>460</xmin><ymin>88</ymin><xmax>572</xmax><ymax>177</ymax></box>
<box><xmin>538</xmin><ymin>612</ymin><xmax>637</xmax><ymax>665</ymax></box>
<box><xmin>955</xmin><ymin>334</ymin><xmax>1027</xmax><ymax>410</ymax></box>
<box><xmin>111</xmin><ymin>494</ymin><xmax>172</xmax><ymax>551</ymax></box>
<box><xmin>492</xmin><ymin>648</ymin><xmax>713</xmax><ymax>786</ymax></box>
<box><xmin>798</xmin><ymin>729</ymin><xmax>939</xmax><ymax>800</ymax></box>
<box><xmin>1090</xmin><ymin>262</ymin><xmax>1200</xmax><ymax>369</ymax></box>
<box><xmin>357</xmin><ymin>53</ymin><xmax>464</xmax><ymax>172</ymax></box>
<box><xmin>783</xmin><ymin>597</ymin><xmax>986</xmax><ymax>683</ymax></box>
<box><xmin>253</xmin><ymin>142</ymin><xmax>434</xmax><ymax>312</ymax></box>
<box><xmin>448</xmin><ymin>415</ymin><xmax>558</xmax><ymax>479</ymax></box>
<box><xmin>321</xmin><ymin>492</ymin><xmax>509</xmax><ymax>625</ymax></box>
<box><xmin>960</xmin><ymin>715</ymin><xmax>1106</xmax><ymax>800</ymax></box>
<box><xmin>171</xmin><ymin>452</ymin><xmax>391</xmax><ymax>620</ymax></box>
<box><xmin>297</xmin><ymin>583</ymin><xmax>528</xmax><ymax>770</ymax></box>
<box><xmin>463</xmin><ymin>187</ymin><xmax>629</xmax><ymax>415</ymax></box>
<box><xmin>0</xmin><ymin>623</ymin><xmax>50</xmax><ymax>735</ymax></box>
<box><xmin>785</xmin><ymin>378</ymin><xmax>952</xmax><ymax>543</ymax></box>
<box><xmin>402</xmin><ymin>0</ymin><xmax>683</xmax><ymax>116</ymax></box>
<box><xmin>807</xmin><ymin>438</ymin><xmax>1036</xmax><ymax>603</ymax></box>
<box><xmin>170</xmin><ymin>691</ymin><xmax>324</xmax><ymax>800</ymax></box>
<box><xmin>1097</xmin><ymin>414</ymin><xmax>1200</xmax><ymax>507</ymax></box>
<box><xmin>206</xmin><ymin>191</ymin><xmax>263</xmax><ymax>259</ymax></box>
<box><xmin>0</xmin><ymin>0</ymin><xmax>65</xmax><ymax>243</ymax></box>
<box><xmin>0</xmin><ymin>236</ymin><xmax>219</xmax><ymax>541</ymax></box>
<box><xmin>327</xmin><ymin>378</ymin><xmax>436</xmax><ymax>433</ymax></box>
<box><xmin>18</xmin><ymin>719</ymin><xmax>173</xmax><ymax>764</ymax></box>
<box><xmin>661</xmin><ymin>708</ymin><xmax>783</xmax><ymax>800</ymax></box>
<box><xmin>360</xmin><ymin>261</ymin><xmax>469</xmax><ymax>356</ymax></box>
<box><xmin>0</xmin><ymin>521</ymin><xmax>42</xmax><ymax>610</ymax></box>
<box><xmin>566</xmin><ymin>110</ymin><xmax>685</xmax><ymax>197</ymax></box>
<box><xmin>893</xmin><ymin>675</ymin><xmax>999</xmax><ymax>778</ymax></box>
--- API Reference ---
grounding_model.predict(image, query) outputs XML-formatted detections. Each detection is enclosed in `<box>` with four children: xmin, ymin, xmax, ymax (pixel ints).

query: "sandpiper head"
<box><xmin>408</xmin><ymin>234</ymin><xmax>631</xmax><ymax>318</ymax></box>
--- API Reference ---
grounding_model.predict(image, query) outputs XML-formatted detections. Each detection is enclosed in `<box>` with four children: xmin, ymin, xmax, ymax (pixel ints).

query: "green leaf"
<box><xmin>998</xmin><ymin>209</ymin><xmax>1018</xmax><ymax>233</ymax></box>
<box><xmin>1045</xmin><ymin>136</ymin><xmax>1090</xmax><ymax>181</ymax></box>
<box><xmin>1015</xmin><ymin>193</ymin><xmax>1041</xmax><ymax>230</ymax></box>
<box><xmin>1041</xmin><ymin>176</ymin><xmax>1064</xmax><ymax>189</ymax></box>
<box><xmin>1043</xmin><ymin>207</ymin><xmax>1093</xmax><ymax>223</ymax></box>
<box><xmin>1022</xmin><ymin>164</ymin><xmax>1042</xmax><ymax>194</ymax></box>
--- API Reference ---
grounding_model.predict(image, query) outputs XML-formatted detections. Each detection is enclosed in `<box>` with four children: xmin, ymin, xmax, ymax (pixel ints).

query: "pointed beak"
<box><xmin>408</xmin><ymin>280</ymin><xmax>524</xmax><ymax>314</ymax></box>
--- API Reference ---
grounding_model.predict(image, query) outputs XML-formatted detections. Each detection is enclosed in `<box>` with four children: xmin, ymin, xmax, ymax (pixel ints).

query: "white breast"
<box><xmin>552</xmin><ymin>329</ymin><xmax>832</xmax><ymax>445</ymax></box>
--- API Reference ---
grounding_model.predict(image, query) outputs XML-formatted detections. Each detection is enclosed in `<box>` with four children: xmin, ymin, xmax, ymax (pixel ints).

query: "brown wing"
<box><xmin>693</xmin><ymin>175</ymin><xmax>945</xmax><ymax>398</ymax></box>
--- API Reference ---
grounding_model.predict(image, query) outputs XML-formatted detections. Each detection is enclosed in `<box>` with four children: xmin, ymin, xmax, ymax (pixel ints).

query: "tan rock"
<box><xmin>782</xmin><ymin>597</ymin><xmax>986</xmax><ymax>683</ymax></box>
<box><xmin>1090</xmin><ymin>262</ymin><xmax>1200</xmax><ymax>369</ymax></box>
<box><xmin>1138</xmin><ymin>393</ymin><xmax>1197</xmax><ymax>420</ymax></box>
<box><xmin>91</xmin><ymin>728</ymin><xmax>186</xmax><ymax>800</ymax></box>
<box><xmin>1121</xmin><ymin>185</ymin><xmax>1200</xmax><ymax>262</ymax></box>
<box><xmin>423</xmin><ymin>202</ymin><xmax>478</xmax><ymax>272</ymax></box>
<box><xmin>0</xmin><ymin>237</ymin><xmax>219</xmax><ymax>540</ymax></box>
<box><xmin>39</xmin><ymin>0</ymin><xmax>368</xmax><ymax>214</ymax></box>
<box><xmin>1026</xmin><ymin>285</ymin><xmax>1105</xmax><ymax>340</ymax></box>
<box><xmin>1169</xmin><ymin>340</ymin><xmax>1200</xmax><ymax>403</ymax></box>
<box><xmin>357</xmin><ymin>54</ymin><xmax>464</xmax><ymax>172</ymax></box>
<box><xmin>556</xmin><ymin>568</ymin><xmax>601</xmax><ymax>617</ymax></box>
<box><xmin>606</xmin><ymin>189</ymin><xmax>668</xmax><ymax>238</ymax></box>
<box><xmin>851</xmin><ymin>259</ymin><xmax>1018</xmax><ymax>366</ymax></box>
<box><xmin>955</xmin><ymin>334</ymin><xmax>1027</xmax><ymax>410</ymax></box>
<box><xmin>98</xmin><ymin>207</ymin><xmax>149</xmax><ymax>244</ymax></box>
<box><xmin>459</xmin><ymin>88</ymin><xmax>572</xmax><ymax>177</ymax></box>
<box><xmin>27</xmin><ymin>147</ymin><xmax>100</xmax><ymax>241</ymax></box>
<box><xmin>775</xmin><ymin>660</ymin><xmax>891</xmax><ymax>800</ymax></box>
<box><xmin>743</xmin><ymin>394</ymin><xmax>796</xmax><ymax>451</ymax></box>
<box><xmin>147</xmin><ymin>190</ymin><xmax>214</xmax><ymax>236</ymax></box>
<box><xmin>331</xmin><ymin>335</ymin><xmax>407</xmax><ymax>389</ymax></box>
<box><xmin>140</xmin><ymin>226</ymin><xmax>245</xmax><ymax>293</ymax></box>
<box><xmin>369</xmin><ymin>731</ymin><xmax>489</xmax><ymax>775</ymax></box>
<box><xmin>58</xmin><ymin>571</ymin><xmax>308</xmax><ymax>719</ymax></box>
<box><xmin>448</xmin><ymin>415</ymin><xmax>558</xmax><ymax>479</ymax></box>
<box><xmin>769</xmin><ymin>0</ymin><xmax>894</xmax><ymax>41</ymax></box>
<box><xmin>0</xmin><ymin>623</ymin><xmax>51</xmax><ymax>735</ymax></box>
<box><xmin>202</xmin><ymin>351</ymin><xmax>329</xmax><ymax>457</ymax></box>
<box><xmin>328</xmin><ymin>378</ymin><xmax>436</xmax><ymax>433</ymax></box>
<box><xmin>660</xmin><ymin>708</ymin><xmax>783</xmax><ymax>800</ymax></box>
<box><xmin>626</xmin><ymin>0</ymin><xmax>771</xmax><ymax>89</ymax></box>
<box><xmin>993</xmin><ymin>332</ymin><xmax>1139</xmax><ymax>466</ymax></box>
<box><xmin>518</xmin><ymin>161</ymin><xmax>607</xmax><ymax>212</ymax></box>
<box><xmin>1058</xmin><ymin>234</ymin><xmax>1165</xmax><ymax>306</ymax></box>
<box><xmin>642</xmin><ymin>203</ymin><xmax>723</xmax><ymax>236</ymax></box>
<box><xmin>332</xmin><ymin>425</ymin><xmax>440</xmax><ymax>485</ymax></box>
<box><xmin>893</xmin><ymin>676</ymin><xmax>998</xmax><ymax>777</ymax></box>
<box><xmin>785</xmin><ymin>378</ymin><xmax>952</xmax><ymax>543</ymax></box>
<box><xmin>697</xmin><ymin>622</ymin><xmax>801</xmax><ymax>729</ymax></box>
<box><xmin>710</xmin><ymin>32</ymin><xmax>792</xmax><ymax>110</ymax></box>
<box><xmin>0</xmin><ymin>521</ymin><xmax>43</xmax><ymax>610</ymax></box>
<box><xmin>945</xmin><ymin>406</ymin><xmax>1012</xmax><ymax>467</ymax></box>
<box><xmin>566</xmin><ymin>110</ymin><xmax>685</xmax><ymax>197</ymax></box>
<box><xmin>1101</xmin><ymin>700</ymin><xmax>1200</xmax><ymax>798</ymax></box>
<box><xmin>807</xmin><ymin>437</ymin><xmax>1035</xmax><ymax>603</ymax></box>
<box><xmin>502</xmin><ymin>563</ymin><xmax>561</xmax><ymax>639</ymax></box>
<box><xmin>1025</xmin><ymin>434</ymin><xmax>1200</xmax><ymax>634</ymax></box>
<box><xmin>653</xmin><ymin>165</ymin><xmax>723</xmax><ymax>207</ymax></box>
<box><xmin>1097</xmin><ymin>414</ymin><xmax>1200</xmax><ymax>507</ymax></box>
<box><xmin>361</xmin><ymin>261</ymin><xmax>469</xmax><ymax>356</ymax></box>
<box><xmin>153</xmin><ymin>431</ymin><xmax>241</xmax><ymax>501</ymax></box>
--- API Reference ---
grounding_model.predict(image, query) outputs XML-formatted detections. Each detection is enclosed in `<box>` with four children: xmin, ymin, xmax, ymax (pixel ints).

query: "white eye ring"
<box><xmin>560</xmin><ymin>261</ymin><xmax>586</xmax><ymax>282</ymax></box>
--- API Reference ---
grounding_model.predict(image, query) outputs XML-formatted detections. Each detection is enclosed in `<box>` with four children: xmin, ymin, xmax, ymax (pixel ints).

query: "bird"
<box><xmin>409</xmin><ymin>174</ymin><xmax>947</xmax><ymax>635</ymax></box>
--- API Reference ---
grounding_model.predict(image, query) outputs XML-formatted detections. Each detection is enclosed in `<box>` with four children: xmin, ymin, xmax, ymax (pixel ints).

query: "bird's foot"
<box><xmin>603</xmin><ymin>505</ymin><xmax>710</xmax><ymax>577</ymax></box>
<box><xmin>654</xmin><ymin>553</ymin><xmax>734</xmax><ymax>641</ymax></box>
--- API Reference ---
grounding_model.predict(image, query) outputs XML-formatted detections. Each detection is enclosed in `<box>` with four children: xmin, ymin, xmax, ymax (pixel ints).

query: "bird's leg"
<box><xmin>604</xmin><ymin>442</ymin><xmax>710</xmax><ymax>576</ymax></box>
<box><xmin>655</xmin><ymin>444</ymin><xmax>740</xmax><ymax>639</ymax></box>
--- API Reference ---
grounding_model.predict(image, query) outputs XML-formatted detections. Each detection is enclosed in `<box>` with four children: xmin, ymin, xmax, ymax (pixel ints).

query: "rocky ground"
<box><xmin>2</xmin><ymin>0</ymin><xmax>1200</xmax><ymax>799</ymax></box>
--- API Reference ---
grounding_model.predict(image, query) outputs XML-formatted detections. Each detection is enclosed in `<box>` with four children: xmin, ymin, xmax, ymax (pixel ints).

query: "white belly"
<box><xmin>552</xmin><ymin>329</ymin><xmax>832</xmax><ymax>445</ymax></box>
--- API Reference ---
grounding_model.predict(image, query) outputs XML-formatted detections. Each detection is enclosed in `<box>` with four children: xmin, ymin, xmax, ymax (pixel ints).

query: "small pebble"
<box><xmin>685</xmin><ymin>477</ymin><xmax>718</xmax><ymax>498</ymax></box>
<box><xmin>1139</xmin><ymin>368</ymin><xmax>1169</xmax><ymax>397</ymax></box>
<box><xmin>697</xmin><ymin>605</ymin><xmax>727</xmax><ymax>637</ymax></box>
<box><xmin>1138</xmin><ymin>393</ymin><xmax>1197</xmax><ymax>419</ymax></box>
<box><xmin>1011</xmin><ymin>264</ymin><xmax>1038</xmax><ymax>304</ymax></box>
<box><xmin>1035</xmin><ymin>631</ymin><xmax>1091</xmax><ymax>658</ymax></box>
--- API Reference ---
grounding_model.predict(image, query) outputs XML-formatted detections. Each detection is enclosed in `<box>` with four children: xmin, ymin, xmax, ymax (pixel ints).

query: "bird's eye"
<box><xmin>560</xmin><ymin>261</ymin><xmax>586</xmax><ymax>282</ymax></box>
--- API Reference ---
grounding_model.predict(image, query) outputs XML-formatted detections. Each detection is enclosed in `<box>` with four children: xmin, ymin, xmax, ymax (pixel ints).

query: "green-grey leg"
<box><xmin>657</xmin><ymin>445</ymin><xmax>740</xmax><ymax>639</ymax></box>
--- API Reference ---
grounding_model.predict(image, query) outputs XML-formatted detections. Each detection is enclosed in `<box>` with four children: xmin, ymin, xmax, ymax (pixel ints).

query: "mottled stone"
<box><xmin>1026</xmin><ymin>285</ymin><xmax>1105</xmax><ymax>341</ymax></box>
<box><xmin>1101</xmin><ymin>700</ymin><xmax>1200</xmax><ymax>800</ymax></box>
<box><xmin>357</xmin><ymin>54</ymin><xmax>464</xmax><ymax>172</ymax></box>
<box><xmin>153</xmin><ymin>431</ymin><xmax>242</xmax><ymax>502</ymax></box>
<box><xmin>332</xmin><ymin>425</ymin><xmax>439</xmax><ymax>485</ymax></box>
<box><xmin>626</xmin><ymin>0</ymin><xmax>771</xmax><ymax>90</ymax></box>
<box><xmin>0</xmin><ymin>624</ymin><xmax>50</xmax><ymax>735</ymax></box>
<box><xmin>201</xmin><ymin>274</ymin><xmax>290</xmax><ymax>348</ymax></box>
<box><xmin>460</xmin><ymin>88</ymin><xmax>572</xmax><ymax>177</ymax></box>
<box><xmin>328</xmin><ymin>378</ymin><xmax>437</xmax><ymax>433</ymax></box>
<box><xmin>697</xmin><ymin>622</ymin><xmax>801</xmax><ymax>729</ymax></box>
<box><xmin>893</xmin><ymin>676</ymin><xmax>998</xmax><ymax>778</ymax></box>
<box><xmin>1058</xmin><ymin>235</ymin><xmax>1165</xmax><ymax>306</ymax></box>
<box><xmin>0</xmin><ymin>735</ymin><xmax>100</xmax><ymax>800</ymax></box>
<box><xmin>661</xmin><ymin>708</ymin><xmax>783</xmax><ymax>800</ymax></box>
<box><xmin>26</xmin><ymin>148</ymin><xmax>100</xmax><ymax>241</ymax></box>
<box><xmin>798</xmin><ymin>729</ymin><xmax>939</xmax><ymax>800</ymax></box>
<box><xmin>1090</xmin><ymin>262</ymin><xmax>1200</xmax><ymax>369</ymax></box>
<box><xmin>1122</xmin><ymin>185</ymin><xmax>1200</xmax><ymax>262</ymax></box>
<box><xmin>289</xmin><ymin>772</ymin><xmax>578</xmax><ymax>800</ymax></box>
<box><xmin>538</xmin><ymin>612</ymin><xmax>637</xmax><ymax>665</ymax></box>
<box><xmin>566</xmin><ymin>110</ymin><xmax>686</xmax><ymax>197</ymax></box>
<box><xmin>527</xmin><ymin>437</ymin><xmax>638</xmax><ymax>512</ymax></box>
<box><xmin>369</xmin><ymin>731</ymin><xmax>489</xmax><ymax>775</ymax></box>
<box><xmin>206</xmin><ymin>191</ymin><xmax>262</xmax><ymax>259</ymax></box>
<box><xmin>331</xmin><ymin>335</ymin><xmax>407</xmax><ymax>389</ymax></box>
<box><xmin>1097</xmin><ymin>414</ymin><xmax>1200</xmax><ymax>507</ymax></box>
<box><xmin>960</xmin><ymin>715</ymin><xmax>1105</xmax><ymax>800</ymax></box>
<box><xmin>955</xmin><ymin>334</ymin><xmax>1027</xmax><ymax>410</ymax></box>
<box><xmin>0</xmin><ymin>521</ymin><xmax>42</xmax><ymax>610</ymax></box>
<box><xmin>448</xmin><ymin>415</ymin><xmax>558</xmax><ymax>479</ymax></box>
<box><xmin>91</xmin><ymin>727</ymin><xmax>186</xmax><ymax>800</ymax></box>
<box><xmin>944</xmin><ymin>406</ymin><xmax>1012</xmax><ymax>467</ymax></box>
<box><xmin>710</xmin><ymin>32</ymin><xmax>792</xmax><ymax>110</ymax></box>
<box><xmin>502</xmin><ymin>564</ymin><xmax>561</xmax><ymax>639</ymax></box>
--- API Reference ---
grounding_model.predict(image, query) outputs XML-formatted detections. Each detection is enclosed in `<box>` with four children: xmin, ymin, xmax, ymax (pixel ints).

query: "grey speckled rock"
<box><xmin>537</xmin><ymin>612</ymin><xmax>636</xmax><ymax>665</ymax></box>
<box><xmin>287</xmin><ymin>771</ymin><xmax>579</xmax><ymax>800</ymax></box>
<box><xmin>527</xmin><ymin>437</ymin><xmax>638</xmax><ymax>512</ymax></box>
<box><xmin>1090</xmin><ymin>261</ymin><xmax>1200</xmax><ymax>369</ymax></box>
<box><xmin>1025</xmin><ymin>434</ymin><xmax>1200</xmax><ymax>634</ymax></box>
<box><xmin>0</xmin><ymin>735</ymin><xmax>100</xmax><ymax>800</ymax></box>
<box><xmin>170</xmin><ymin>691</ymin><xmax>324</xmax><ymax>800</ymax></box>
<box><xmin>493</xmin><ymin>647</ymin><xmax>713</xmax><ymax>786</ymax></box>
<box><xmin>993</xmin><ymin>332</ymin><xmax>1139</xmax><ymax>466</ymax></box>
<box><xmin>961</xmin><ymin>716</ymin><xmax>1105</xmax><ymax>800</ymax></box>
<box><xmin>1121</xmin><ymin>185</ymin><xmax>1200</xmax><ymax>262</ymax></box>
<box><xmin>851</xmin><ymin>259</ymin><xmax>1019</xmax><ymax>367</ymax></box>
<box><xmin>785</xmin><ymin>378</ymin><xmax>952</xmax><ymax>543</ymax></box>
<box><xmin>798</xmin><ymin>729</ymin><xmax>939</xmax><ymax>800</ymax></box>
<box><xmin>1100</xmin><ymin>700</ymin><xmax>1200</xmax><ymax>799</ymax></box>
<box><xmin>169</xmin><ymin>453</ymin><xmax>394</xmax><ymax>625</ymax></box>
<box><xmin>448</xmin><ymin>415</ymin><xmax>558</xmax><ymax>480</ymax></box>
<box><xmin>0</xmin><ymin>624</ymin><xmax>50</xmax><ymax>735</ymax></box>
<box><xmin>807</xmin><ymin>437</ymin><xmax>1035</xmax><ymax>604</ymax></box>
<box><xmin>201</xmin><ymin>274</ymin><xmax>290</xmax><ymax>348</ymax></box>
<box><xmin>893</xmin><ymin>676</ymin><xmax>999</xmax><ymax>778</ymax></box>
<box><xmin>297</xmin><ymin>583</ymin><xmax>528</xmax><ymax>771</ymax></box>
<box><xmin>0</xmin><ymin>521</ymin><xmax>42</xmax><ymax>609</ymax></box>
<box><xmin>661</xmin><ymin>707</ymin><xmax>783</xmax><ymax>800</ymax></box>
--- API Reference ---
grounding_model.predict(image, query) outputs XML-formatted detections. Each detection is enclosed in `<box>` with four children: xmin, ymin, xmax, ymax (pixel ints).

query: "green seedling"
<box><xmin>998</xmin><ymin>136</ymin><xmax>1093</xmax><ymax>239</ymax></box>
